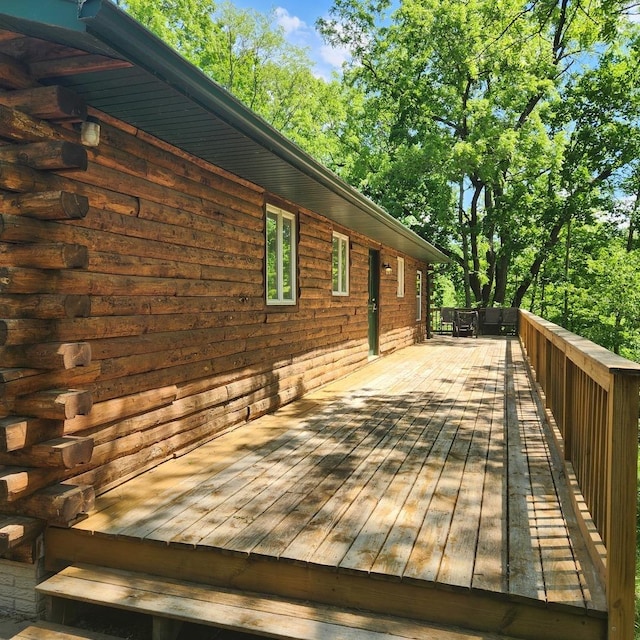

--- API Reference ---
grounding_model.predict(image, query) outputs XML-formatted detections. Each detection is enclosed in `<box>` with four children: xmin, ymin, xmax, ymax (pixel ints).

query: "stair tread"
<box><xmin>37</xmin><ymin>563</ymin><xmax>523</xmax><ymax>640</ymax></box>
<box><xmin>11</xmin><ymin>620</ymin><xmax>124</xmax><ymax>640</ymax></box>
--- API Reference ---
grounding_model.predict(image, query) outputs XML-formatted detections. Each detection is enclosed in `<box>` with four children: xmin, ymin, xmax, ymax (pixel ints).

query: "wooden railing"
<box><xmin>519</xmin><ymin>310</ymin><xmax>640</xmax><ymax>640</ymax></box>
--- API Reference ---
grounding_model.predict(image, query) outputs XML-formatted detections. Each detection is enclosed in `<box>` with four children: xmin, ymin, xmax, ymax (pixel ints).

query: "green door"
<box><xmin>368</xmin><ymin>250</ymin><xmax>380</xmax><ymax>356</ymax></box>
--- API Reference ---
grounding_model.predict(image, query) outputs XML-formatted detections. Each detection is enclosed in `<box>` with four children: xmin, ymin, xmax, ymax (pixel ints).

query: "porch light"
<box><xmin>80</xmin><ymin>118</ymin><xmax>101</xmax><ymax>147</ymax></box>
<box><xmin>382</xmin><ymin>262</ymin><xmax>392</xmax><ymax>275</ymax></box>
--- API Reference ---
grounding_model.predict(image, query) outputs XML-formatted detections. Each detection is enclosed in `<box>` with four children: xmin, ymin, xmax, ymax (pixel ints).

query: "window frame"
<box><xmin>332</xmin><ymin>231</ymin><xmax>350</xmax><ymax>296</ymax></box>
<box><xmin>397</xmin><ymin>256</ymin><xmax>405</xmax><ymax>298</ymax></box>
<box><xmin>265</xmin><ymin>204</ymin><xmax>297</xmax><ymax>306</ymax></box>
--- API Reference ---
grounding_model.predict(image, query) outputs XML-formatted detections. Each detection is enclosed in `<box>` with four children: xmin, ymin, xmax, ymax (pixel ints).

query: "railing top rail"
<box><xmin>519</xmin><ymin>310</ymin><xmax>640</xmax><ymax>383</ymax></box>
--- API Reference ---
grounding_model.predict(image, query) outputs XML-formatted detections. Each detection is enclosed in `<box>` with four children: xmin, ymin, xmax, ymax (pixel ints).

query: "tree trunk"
<box><xmin>563</xmin><ymin>217</ymin><xmax>571</xmax><ymax>327</ymax></box>
<box><xmin>458</xmin><ymin>179</ymin><xmax>472</xmax><ymax>307</ymax></box>
<box><xmin>512</xmin><ymin>216</ymin><xmax>566</xmax><ymax>308</ymax></box>
<box><xmin>493</xmin><ymin>246</ymin><xmax>509</xmax><ymax>305</ymax></box>
<box><xmin>468</xmin><ymin>182</ymin><xmax>483</xmax><ymax>303</ymax></box>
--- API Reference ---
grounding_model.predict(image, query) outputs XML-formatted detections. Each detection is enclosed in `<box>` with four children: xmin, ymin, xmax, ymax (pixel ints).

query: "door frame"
<box><xmin>368</xmin><ymin>249</ymin><xmax>380</xmax><ymax>356</ymax></box>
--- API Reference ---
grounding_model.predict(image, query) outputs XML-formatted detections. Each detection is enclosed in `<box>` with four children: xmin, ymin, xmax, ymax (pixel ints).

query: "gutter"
<box><xmin>77</xmin><ymin>0</ymin><xmax>448</xmax><ymax>263</ymax></box>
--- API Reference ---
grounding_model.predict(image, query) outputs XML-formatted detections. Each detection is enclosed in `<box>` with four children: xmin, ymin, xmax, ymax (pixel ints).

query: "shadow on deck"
<box><xmin>44</xmin><ymin>337</ymin><xmax>608</xmax><ymax>640</ymax></box>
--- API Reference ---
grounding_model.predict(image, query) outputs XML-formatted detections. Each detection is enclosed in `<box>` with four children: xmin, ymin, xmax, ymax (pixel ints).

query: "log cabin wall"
<box><xmin>379</xmin><ymin>254</ymin><xmax>426</xmax><ymax>352</ymax></box>
<box><xmin>0</xmin><ymin>35</ymin><xmax>429</xmax><ymax>559</ymax></box>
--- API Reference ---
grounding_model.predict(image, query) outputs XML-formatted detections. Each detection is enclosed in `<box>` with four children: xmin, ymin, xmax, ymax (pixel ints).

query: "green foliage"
<box><xmin>120</xmin><ymin>0</ymin><xmax>345</xmax><ymax>165</ymax></box>
<box><xmin>319</xmin><ymin>0</ymin><xmax>640</xmax><ymax>312</ymax></box>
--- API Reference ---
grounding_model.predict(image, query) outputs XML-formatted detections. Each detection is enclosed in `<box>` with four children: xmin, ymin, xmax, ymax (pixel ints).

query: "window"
<box><xmin>397</xmin><ymin>257</ymin><xmax>405</xmax><ymax>297</ymax></box>
<box><xmin>416</xmin><ymin>271</ymin><xmax>423</xmax><ymax>321</ymax></box>
<box><xmin>332</xmin><ymin>232</ymin><xmax>349</xmax><ymax>296</ymax></box>
<box><xmin>266</xmin><ymin>205</ymin><xmax>296</xmax><ymax>305</ymax></box>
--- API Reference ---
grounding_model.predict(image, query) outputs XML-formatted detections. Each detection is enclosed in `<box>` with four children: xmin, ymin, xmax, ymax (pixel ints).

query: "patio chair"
<box><xmin>453</xmin><ymin>309</ymin><xmax>478</xmax><ymax>337</ymax></box>
<box><xmin>440</xmin><ymin>307</ymin><xmax>455</xmax><ymax>334</ymax></box>
<box><xmin>502</xmin><ymin>307</ymin><xmax>519</xmax><ymax>334</ymax></box>
<box><xmin>482</xmin><ymin>307</ymin><xmax>502</xmax><ymax>335</ymax></box>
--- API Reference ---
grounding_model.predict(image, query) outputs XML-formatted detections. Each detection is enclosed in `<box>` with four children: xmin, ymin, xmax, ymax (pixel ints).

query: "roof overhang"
<box><xmin>0</xmin><ymin>0</ymin><xmax>448</xmax><ymax>264</ymax></box>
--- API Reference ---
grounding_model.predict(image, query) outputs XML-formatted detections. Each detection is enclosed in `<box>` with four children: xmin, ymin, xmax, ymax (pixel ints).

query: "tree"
<box><xmin>319</xmin><ymin>0</ymin><xmax>640</xmax><ymax>308</ymax></box>
<box><xmin>119</xmin><ymin>0</ymin><xmax>346</xmax><ymax>164</ymax></box>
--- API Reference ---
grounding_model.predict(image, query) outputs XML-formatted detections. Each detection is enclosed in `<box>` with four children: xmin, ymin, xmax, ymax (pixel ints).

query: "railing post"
<box><xmin>605</xmin><ymin>372</ymin><xmax>639</xmax><ymax>640</ymax></box>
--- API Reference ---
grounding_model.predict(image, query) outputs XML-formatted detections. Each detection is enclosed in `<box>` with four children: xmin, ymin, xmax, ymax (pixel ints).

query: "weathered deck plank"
<box><xmin>57</xmin><ymin>337</ymin><xmax>607</xmax><ymax>639</ymax></box>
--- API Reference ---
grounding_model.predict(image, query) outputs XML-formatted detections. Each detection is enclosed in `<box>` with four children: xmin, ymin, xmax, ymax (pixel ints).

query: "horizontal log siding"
<box><xmin>379</xmin><ymin>254</ymin><xmax>426</xmax><ymax>353</ymax></box>
<box><xmin>0</xmin><ymin>90</ymin><xmax>428</xmax><ymax>503</ymax></box>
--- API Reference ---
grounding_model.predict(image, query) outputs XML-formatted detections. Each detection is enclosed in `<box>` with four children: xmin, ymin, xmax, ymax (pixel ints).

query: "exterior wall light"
<box><xmin>80</xmin><ymin>118</ymin><xmax>101</xmax><ymax>147</ymax></box>
<box><xmin>382</xmin><ymin>262</ymin><xmax>392</xmax><ymax>275</ymax></box>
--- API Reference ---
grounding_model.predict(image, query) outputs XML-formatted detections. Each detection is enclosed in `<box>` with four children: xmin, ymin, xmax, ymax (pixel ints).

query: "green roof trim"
<box><xmin>0</xmin><ymin>0</ymin><xmax>449</xmax><ymax>264</ymax></box>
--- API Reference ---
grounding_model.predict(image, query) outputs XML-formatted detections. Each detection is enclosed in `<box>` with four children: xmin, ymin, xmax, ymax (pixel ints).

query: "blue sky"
<box><xmin>229</xmin><ymin>0</ymin><xmax>349</xmax><ymax>79</ymax></box>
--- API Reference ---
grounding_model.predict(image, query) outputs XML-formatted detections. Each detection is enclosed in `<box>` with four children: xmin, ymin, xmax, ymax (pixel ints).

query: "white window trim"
<box><xmin>416</xmin><ymin>271</ymin><xmax>423</xmax><ymax>321</ymax></box>
<box><xmin>332</xmin><ymin>232</ymin><xmax>349</xmax><ymax>296</ymax></box>
<box><xmin>266</xmin><ymin>205</ymin><xmax>296</xmax><ymax>306</ymax></box>
<box><xmin>397</xmin><ymin>257</ymin><xmax>405</xmax><ymax>298</ymax></box>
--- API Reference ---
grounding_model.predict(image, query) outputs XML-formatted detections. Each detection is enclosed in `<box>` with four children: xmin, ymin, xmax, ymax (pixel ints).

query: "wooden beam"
<box><xmin>0</xmin><ymin>141</ymin><xmax>88</xmax><ymax>170</ymax></box>
<box><xmin>0</xmin><ymin>294</ymin><xmax>91</xmax><ymax>319</ymax></box>
<box><xmin>0</xmin><ymin>415</ymin><xmax>63</xmax><ymax>453</ymax></box>
<box><xmin>0</xmin><ymin>159</ymin><xmax>60</xmax><ymax>192</ymax></box>
<box><xmin>3</xmin><ymin>482</ymin><xmax>94</xmax><ymax>526</ymax></box>
<box><xmin>0</xmin><ymin>465</ymin><xmax>54</xmax><ymax>502</ymax></box>
<box><xmin>0</xmin><ymin>85</ymin><xmax>87</xmax><ymax>121</ymax></box>
<box><xmin>14</xmin><ymin>389</ymin><xmax>93</xmax><ymax>420</ymax></box>
<box><xmin>0</xmin><ymin>103</ymin><xmax>71</xmax><ymax>143</ymax></box>
<box><xmin>0</xmin><ymin>30</ymin><xmax>23</xmax><ymax>44</ymax></box>
<box><xmin>0</xmin><ymin>191</ymin><xmax>89</xmax><ymax>220</ymax></box>
<box><xmin>0</xmin><ymin>436</ymin><xmax>94</xmax><ymax>469</ymax></box>
<box><xmin>0</xmin><ymin>363</ymin><xmax>100</xmax><ymax>406</ymax></box>
<box><xmin>0</xmin><ymin>515</ymin><xmax>44</xmax><ymax>554</ymax></box>
<box><xmin>0</xmin><ymin>319</ymin><xmax>53</xmax><ymax>346</ymax></box>
<box><xmin>0</xmin><ymin>243</ymin><xmax>89</xmax><ymax>269</ymax></box>
<box><xmin>0</xmin><ymin>52</ymin><xmax>34</xmax><ymax>90</ymax></box>
<box><xmin>30</xmin><ymin>55</ymin><xmax>132</xmax><ymax>80</ymax></box>
<box><xmin>0</xmin><ymin>367</ymin><xmax>39</xmax><ymax>384</ymax></box>
<box><xmin>0</xmin><ymin>342</ymin><xmax>92</xmax><ymax>370</ymax></box>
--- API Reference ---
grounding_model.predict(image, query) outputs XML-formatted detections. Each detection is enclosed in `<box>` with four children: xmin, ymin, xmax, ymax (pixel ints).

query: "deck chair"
<box><xmin>440</xmin><ymin>307</ymin><xmax>455</xmax><ymax>334</ymax></box>
<box><xmin>483</xmin><ymin>307</ymin><xmax>502</xmax><ymax>335</ymax></box>
<box><xmin>502</xmin><ymin>307</ymin><xmax>518</xmax><ymax>334</ymax></box>
<box><xmin>453</xmin><ymin>310</ymin><xmax>478</xmax><ymax>337</ymax></box>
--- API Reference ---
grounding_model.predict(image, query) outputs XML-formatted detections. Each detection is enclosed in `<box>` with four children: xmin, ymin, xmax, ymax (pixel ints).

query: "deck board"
<box><xmin>61</xmin><ymin>337</ymin><xmax>607</xmax><ymax>638</ymax></box>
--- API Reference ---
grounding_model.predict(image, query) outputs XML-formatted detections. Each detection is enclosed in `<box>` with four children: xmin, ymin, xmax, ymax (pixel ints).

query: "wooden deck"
<box><xmin>45</xmin><ymin>337</ymin><xmax>608</xmax><ymax>640</ymax></box>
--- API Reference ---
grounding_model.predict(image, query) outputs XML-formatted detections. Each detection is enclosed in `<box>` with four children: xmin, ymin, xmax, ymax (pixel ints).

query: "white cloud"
<box><xmin>274</xmin><ymin>7</ymin><xmax>306</xmax><ymax>35</ymax></box>
<box><xmin>269</xmin><ymin>6</ymin><xmax>350</xmax><ymax>77</ymax></box>
<box><xmin>320</xmin><ymin>43</ymin><xmax>350</xmax><ymax>69</ymax></box>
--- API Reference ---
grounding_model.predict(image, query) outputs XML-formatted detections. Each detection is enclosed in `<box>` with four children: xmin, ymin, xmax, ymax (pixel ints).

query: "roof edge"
<box><xmin>0</xmin><ymin>0</ymin><xmax>448</xmax><ymax>263</ymax></box>
<box><xmin>77</xmin><ymin>1</ymin><xmax>448</xmax><ymax>263</ymax></box>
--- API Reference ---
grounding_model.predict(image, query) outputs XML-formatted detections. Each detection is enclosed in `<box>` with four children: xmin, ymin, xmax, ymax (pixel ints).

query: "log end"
<box><xmin>64</xmin><ymin>295</ymin><xmax>91</xmax><ymax>318</ymax></box>
<box><xmin>59</xmin><ymin>192</ymin><xmax>89</xmax><ymax>219</ymax></box>
<box><xmin>56</xmin><ymin>86</ymin><xmax>88</xmax><ymax>122</ymax></box>
<box><xmin>64</xmin><ymin>389</ymin><xmax>93</xmax><ymax>419</ymax></box>
<box><xmin>60</xmin><ymin>142</ymin><xmax>88</xmax><ymax>171</ymax></box>
<box><xmin>31</xmin><ymin>435</ymin><xmax>94</xmax><ymax>469</ymax></box>
<box><xmin>60</xmin><ymin>342</ymin><xmax>92</xmax><ymax>369</ymax></box>
<box><xmin>62</xmin><ymin>244</ymin><xmax>89</xmax><ymax>269</ymax></box>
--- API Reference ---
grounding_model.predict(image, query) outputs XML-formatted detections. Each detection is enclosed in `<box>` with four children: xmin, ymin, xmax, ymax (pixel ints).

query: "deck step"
<box><xmin>10</xmin><ymin>620</ymin><xmax>124</xmax><ymax>639</ymax></box>
<box><xmin>37</xmin><ymin>563</ymin><xmax>520</xmax><ymax>640</ymax></box>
